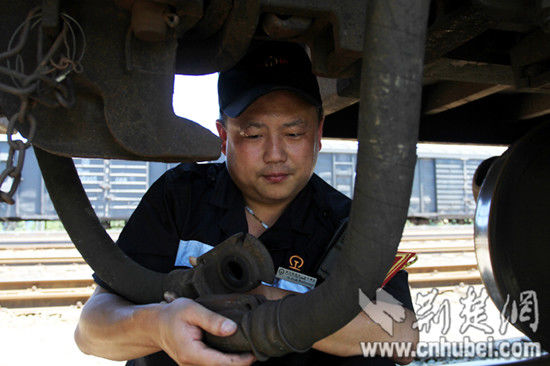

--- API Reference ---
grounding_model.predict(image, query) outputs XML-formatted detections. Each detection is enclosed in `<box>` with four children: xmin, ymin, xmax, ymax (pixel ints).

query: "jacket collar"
<box><xmin>210</xmin><ymin>164</ymin><xmax>242</xmax><ymax>210</ymax></box>
<box><xmin>210</xmin><ymin>165</ymin><xmax>320</xmax><ymax>239</ymax></box>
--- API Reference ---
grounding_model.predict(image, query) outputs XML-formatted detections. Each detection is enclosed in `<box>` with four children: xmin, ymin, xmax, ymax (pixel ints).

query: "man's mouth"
<box><xmin>262</xmin><ymin>173</ymin><xmax>289</xmax><ymax>183</ymax></box>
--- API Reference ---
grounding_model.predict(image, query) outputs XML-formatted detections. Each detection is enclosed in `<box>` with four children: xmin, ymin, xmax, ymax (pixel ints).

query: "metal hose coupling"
<box><xmin>162</xmin><ymin>232</ymin><xmax>275</xmax><ymax>299</ymax></box>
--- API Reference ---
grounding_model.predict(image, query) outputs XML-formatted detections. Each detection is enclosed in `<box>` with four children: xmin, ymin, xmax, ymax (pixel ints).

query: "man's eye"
<box><xmin>287</xmin><ymin>133</ymin><xmax>304</xmax><ymax>138</ymax></box>
<box><xmin>245</xmin><ymin>134</ymin><xmax>261</xmax><ymax>139</ymax></box>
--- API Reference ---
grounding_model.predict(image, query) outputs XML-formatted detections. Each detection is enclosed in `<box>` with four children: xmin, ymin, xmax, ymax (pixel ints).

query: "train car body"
<box><xmin>317</xmin><ymin>140</ymin><xmax>507</xmax><ymax>219</ymax></box>
<box><xmin>1</xmin><ymin>137</ymin><xmax>505</xmax><ymax>221</ymax></box>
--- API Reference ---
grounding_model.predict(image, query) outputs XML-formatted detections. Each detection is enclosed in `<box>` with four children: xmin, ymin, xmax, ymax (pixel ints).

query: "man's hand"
<box><xmin>155</xmin><ymin>296</ymin><xmax>255</xmax><ymax>366</ymax></box>
<box><xmin>75</xmin><ymin>286</ymin><xmax>255</xmax><ymax>366</ymax></box>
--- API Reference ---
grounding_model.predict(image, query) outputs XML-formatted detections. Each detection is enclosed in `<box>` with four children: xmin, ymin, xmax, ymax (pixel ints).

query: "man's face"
<box><xmin>217</xmin><ymin>90</ymin><xmax>324</xmax><ymax>207</ymax></box>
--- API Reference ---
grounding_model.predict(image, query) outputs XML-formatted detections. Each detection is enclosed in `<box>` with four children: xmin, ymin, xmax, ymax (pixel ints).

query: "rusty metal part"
<box><xmin>163</xmin><ymin>12</ymin><xmax>180</xmax><ymax>28</ymax></box>
<box><xmin>259</xmin><ymin>0</ymin><xmax>367</xmax><ymax>78</ymax></box>
<box><xmin>475</xmin><ymin>121</ymin><xmax>550</xmax><ymax>352</ymax></box>
<box><xmin>131</xmin><ymin>0</ymin><xmax>170</xmax><ymax>42</ymax></box>
<box><xmin>170</xmin><ymin>0</ymin><xmax>204</xmax><ymax>37</ymax></box>
<box><xmin>424</xmin><ymin>1</ymin><xmax>494</xmax><ymax>64</ymax></box>
<box><xmin>5</xmin><ymin>0</ymin><xmax>550</xmax><ymax>149</ymax></box>
<box><xmin>8</xmin><ymin>0</ymin><xmax>220</xmax><ymax>161</ymax></box>
<box><xmin>318</xmin><ymin>76</ymin><xmax>358</xmax><ymax>115</ymax></box>
<box><xmin>121</xmin><ymin>0</ymin><xmax>205</xmax><ymax>48</ymax></box>
<box><xmin>0</xmin><ymin>6</ymin><xmax>83</xmax><ymax>204</ymax></box>
<box><xmin>175</xmin><ymin>0</ymin><xmax>260</xmax><ymax>74</ymax></box>
<box><xmin>424</xmin><ymin>58</ymin><xmax>516</xmax><ymax>86</ymax></box>
<box><xmin>261</xmin><ymin>14</ymin><xmax>312</xmax><ymax>40</ymax></box>
<box><xmin>127</xmin><ymin>0</ymin><xmax>204</xmax><ymax>41</ymax></box>
<box><xmin>181</xmin><ymin>0</ymin><xmax>231</xmax><ymax>40</ymax></box>
<box><xmin>0</xmin><ymin>104</ymin><xmax>36</xmax><ymax>205</ymax></box>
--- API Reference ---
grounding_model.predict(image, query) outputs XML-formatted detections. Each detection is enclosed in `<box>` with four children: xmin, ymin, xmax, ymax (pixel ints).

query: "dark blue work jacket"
<box><xmin>94</xmin><ymin>163</ymin><xmax>414</xmax><ymax>366</ymax></box>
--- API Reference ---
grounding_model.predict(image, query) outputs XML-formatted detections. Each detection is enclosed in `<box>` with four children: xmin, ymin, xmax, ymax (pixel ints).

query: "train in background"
<box><xmin>0</xmin><ymin>138</ymin><xmax>506</xmax><ymax>222</ymax></box>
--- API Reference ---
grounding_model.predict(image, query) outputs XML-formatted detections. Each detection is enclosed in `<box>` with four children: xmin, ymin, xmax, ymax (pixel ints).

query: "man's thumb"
<box><xmin>190</xmin><ymin>303</ymin><xmax>238</xmax><ymax>336</ymax></box>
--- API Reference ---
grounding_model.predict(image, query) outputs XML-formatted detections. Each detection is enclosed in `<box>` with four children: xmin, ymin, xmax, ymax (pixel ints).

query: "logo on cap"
<box><xmin>263</xmin><ymin>55</ymin><xmax>289</xmax><ymax>68</ymax></box>
<box><xmin>289</xmin><ymin>255</ymin><xmax>304</xmax><ymax>271</ymax></box>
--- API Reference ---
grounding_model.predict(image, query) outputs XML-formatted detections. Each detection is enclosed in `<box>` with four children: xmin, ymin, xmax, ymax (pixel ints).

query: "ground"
<box><xmin>0</xmin><ymin>306</ymin><xmax>122</xmax><ymax>366</ymax></box>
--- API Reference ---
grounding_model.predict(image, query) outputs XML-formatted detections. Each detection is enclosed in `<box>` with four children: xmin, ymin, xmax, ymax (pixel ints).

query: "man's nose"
<box><xmin>263</xmin><ymin>134</ymin><xmax>287</xmax><ymax>163</ymax></box>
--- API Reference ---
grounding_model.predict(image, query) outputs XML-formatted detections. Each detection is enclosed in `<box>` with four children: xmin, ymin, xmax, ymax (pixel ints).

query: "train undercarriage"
<box><xmin>0</xmin><ymin>0</ymin><xmax>549</xmax><ymax>363</ymax></box>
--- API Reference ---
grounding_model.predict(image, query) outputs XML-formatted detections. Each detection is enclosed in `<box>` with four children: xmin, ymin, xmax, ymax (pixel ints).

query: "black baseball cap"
<box><xmin>218</xmin><ymin>41</ymin><xmax>322</xmax><ymax>118</ymax></box>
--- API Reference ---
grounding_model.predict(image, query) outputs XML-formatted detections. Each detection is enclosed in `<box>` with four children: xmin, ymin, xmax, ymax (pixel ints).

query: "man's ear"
<box><xmin>216</xmin><ymin>120</ymin><xmax>228</xmax><ymax>155</ymax></box>
<box><xmin>317</xmin><ymin>116</ymin><xmax>324</xmax><ymax>151</ymax></box>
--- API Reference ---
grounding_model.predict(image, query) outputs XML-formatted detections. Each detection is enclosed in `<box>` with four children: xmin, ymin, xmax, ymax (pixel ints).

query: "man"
<box><xmin>74</xmin><ymin>41</ymin><xmax>419</xmax><ymax>366</ymax></box>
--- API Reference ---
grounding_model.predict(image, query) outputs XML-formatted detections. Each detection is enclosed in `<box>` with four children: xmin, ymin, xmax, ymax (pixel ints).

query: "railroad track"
<box><xmin>0</xmin><ymin>230</ymin><xmax>478</xmax><ymax>308</ymax></box>
<box><xmin>0</xmin><ymin>249</ymin><xmax>475</xmax><ymax>267</ymax></box>
<box><xmin>0</xmin><ymin>263</ymin><xmax>481</xmax><ymax>308</ymax></box>
<box><xmin>0</xmin><ymin>243</ymin><xmax>76</xmax><ymax>251</ymax></box>
<box><xmin>0</xmin><ymin>243</ymin><xmax>476</xmax><ymax>253</ymax></box>
<box><xmin>0</xmin><ymin>230</ymin><xmax>474</xmax><ymax>252</ymax></box>
<box><xmin>0</xmin><ymin>250</ymin><xmax>476</xmax><ymax>265</ymax></box>
<box><xmin>0</xmin><ymin>256</ymin><xmax>85</xmax><ymax>265</ymax></box>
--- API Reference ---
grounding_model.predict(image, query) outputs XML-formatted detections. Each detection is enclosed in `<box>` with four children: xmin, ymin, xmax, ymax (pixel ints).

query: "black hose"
<box><xmin>34</xmin><ymin>146</ymin><xmax>168</xmax><ymax>303</ymax></box>
<box><xmin>237</xmin><ymin>0</ymin><xmax>431</xmax><ymax>355</ymax></box>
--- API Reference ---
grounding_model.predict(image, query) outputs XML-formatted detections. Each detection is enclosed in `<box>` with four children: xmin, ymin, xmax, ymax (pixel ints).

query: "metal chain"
<box><xmin>0</xmin><ymin>7</ymin><xmax>86</xmax><ymax>204</ymax></box>
<box><xmin>0</xmin><ymin>101</ymin><xmax>36</xmax><ymax>204</ymax></box>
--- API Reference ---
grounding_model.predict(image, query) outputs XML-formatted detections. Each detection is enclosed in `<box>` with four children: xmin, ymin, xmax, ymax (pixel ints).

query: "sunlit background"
<box><xmin>173</xmin><ymin>73</ymin><xmax>220</xmax><ymax>135</ymax></box>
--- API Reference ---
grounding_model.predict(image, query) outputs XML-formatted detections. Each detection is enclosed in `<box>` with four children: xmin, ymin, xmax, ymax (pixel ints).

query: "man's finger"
<box><xmin>188</xmin><ymin>341</ymin><xmax>255</xmax><ymax>366</ymax></box>
<box><xmin>186</xmin><ymin>302</ymin><xmax>238</xmax><ymax>337</ymax></box>
<box><xmin>189</xmin><ymin>256</ymin><xmax>197</xmax><ymax>267</ymax></box>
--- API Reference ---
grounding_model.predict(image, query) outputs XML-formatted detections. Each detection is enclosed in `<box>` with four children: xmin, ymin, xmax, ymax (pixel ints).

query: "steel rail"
<box><xmin>0</xmin><ymin>230</ymin><xmax>470</xmax><ymax>243</ymax></box>
<box><xmin>0</xmin><ymin>270</ymin><xmax>483</xmax><ymax>308</ymax></box>
<box><xmin>0</xmin><ymin>256</ymin><xmax>85</xmax><ymax>265</ymax></box>
<box><xmin>0</xmin><ymin>264</ymin><xmax>479</xmax><ymax>289</ymax></box>
<box><xmin>0</xmin><ymin>232</ymin><xmax>473</xmax><ymax>250</ymax></box>
<box><xmin>0</xmin><ymin>253</ymin><xmax>479</xmax><ymax>272</ymax></box>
